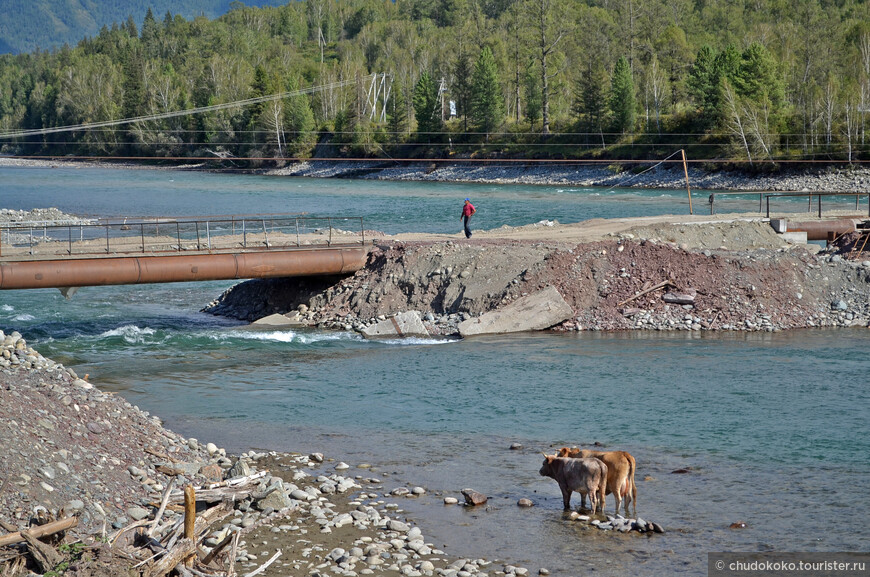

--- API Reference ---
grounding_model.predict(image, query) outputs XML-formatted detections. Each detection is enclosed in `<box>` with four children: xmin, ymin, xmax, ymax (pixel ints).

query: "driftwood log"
<box><xmin>167</xmin><ymin>472</ymin><xmax>267</xmax><ymax>505</ymax></box>
<box><xmin>147</xmin><ymin>538</ymin><xmax>195</xmax><ymax>577</ymax></box>
<box><xmin>21</xmin><ymin>529</ymin><xmax>62</xmax><ymax>573</ymax></box>
<box><xmin>0</xmin><ymin>516</ymin><xmax>78</xmax><ymax>547</ymax></box>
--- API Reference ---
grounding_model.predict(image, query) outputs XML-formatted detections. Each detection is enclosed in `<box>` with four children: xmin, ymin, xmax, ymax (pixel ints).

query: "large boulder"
<box><xmin>458</xmin><ymin>286</ymin><xmax>573</xmax><ymax>337</ymax></box>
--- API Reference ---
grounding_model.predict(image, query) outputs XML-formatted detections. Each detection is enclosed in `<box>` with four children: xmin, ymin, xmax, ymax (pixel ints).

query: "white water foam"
<box><xmin>12</xmin><ymin>313</ymin><xmax>35</xmax><ymax>321</ymax></box>
<box><xmin>375</xmin><ymin>337</ymin><xmax>457</xmax><ymax>346</ymax></box>
<box><xmin>213</xmin><ymin>330</ymin><xmax>360</xmax><ymax>344</ymax></box>
<box><xmin>100</xmin><ymin>325</ymin><xmax>157</xmax><ymax>344</ymax></box>
<box><xmin>1</xmin><ymin>304</ymin><xmax>13</xmax><ymax>312</ymax></box>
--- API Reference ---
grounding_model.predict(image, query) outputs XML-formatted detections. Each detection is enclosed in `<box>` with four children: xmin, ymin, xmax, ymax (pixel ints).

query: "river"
<box><xmin>1</xmin><ymin>165</ymin><xmax>868</xmax><ymax>575</ymax></box>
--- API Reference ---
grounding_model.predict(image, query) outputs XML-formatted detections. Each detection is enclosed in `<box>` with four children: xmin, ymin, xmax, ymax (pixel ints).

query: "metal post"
<box><xmin>295</xmin><ymin>218</ymin><xmax>300</xmax><ymax>246</ymax></box>
<box><xmin>206</xmin><ymin>221</ymin><xmax>211</xmax><ymax>250</ymax></box>
<box><xmin>243</xmin><ymin>219</ymin><xmax>247</xmax><ymax>248</ymax></box>
<box><xmin>176</xmin><ymin>222</ymin><xmax>181</xmax><ymax>251</ymax></box>
<box><xmin>29</xmin><ymin>227</ymin><xmax>33</xmax><ymax>255</ymax></box>
<box><xmin>68</xmin><ymin>226</ymin><xmax>72</xmax><ymax>255</ymax></box>
<box><xmin>818</xmin><ymin>194</ymin><xmax>822</xmax><ymax>218</ymax></box>
<box><xmin>360</xmin><ymin>217</ymin><xmax>365</xmax><ymax>246</ymax></box>
<box><xmin>328</xmin><ymin>217</ymin><xmax>332</xmax><ymax>246</ymax></box>
<box><xmin>262</xmin><ymin>219</ymin><xmax>269</xmax><ymax>248</ymax></box>
<box><xmin>759</xmin><ymin>194</ymin><xmax>762</xmax><ymax>213</ymax></box>
<box><xmin>196</xmin><ymin>221</ymin><xmax>201</xmax><ymax>250</ymax></box>
<box><xmin>141</xmin><ymin>223</ymin><xmax>145</xmax><ymax>253</ymax></box>
<box><xmin>106</xmin><ymin>224</ymin><xmax>110</xmax><ymax>254</ymax></box>
<box><xmin>766</xmin><ymin>196</ymin><xmax>770</xmax><ymax>219</ymax></box>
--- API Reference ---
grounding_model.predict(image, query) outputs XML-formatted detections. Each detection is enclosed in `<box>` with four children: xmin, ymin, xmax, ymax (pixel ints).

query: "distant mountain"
<box><xmin>0</xmin><ymin>0</ymin><xmax>288</xmax><ymax>54</ymax></box>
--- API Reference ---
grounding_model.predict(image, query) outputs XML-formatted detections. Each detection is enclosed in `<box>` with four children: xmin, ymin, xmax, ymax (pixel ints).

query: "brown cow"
<box><xmin>539</xmin><ymin>454</ymin><xmax>608</xmax><ymax>514</ymax></box>
<box><xmin>557</xmin><ymin>447</ymin><xmax>637</xmax><ymax>515</ymax></box>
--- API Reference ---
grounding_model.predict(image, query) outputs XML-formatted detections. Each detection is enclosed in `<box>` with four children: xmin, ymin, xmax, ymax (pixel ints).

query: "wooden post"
<box><xmin>681</xmin><ymin>149</ymin><xmax>693</xmax><ymax>215</ymax></box>
<box><xmin>183</xmin><ymin>484</ymin><xmax>196</xmax><ymax>567</ymax></box>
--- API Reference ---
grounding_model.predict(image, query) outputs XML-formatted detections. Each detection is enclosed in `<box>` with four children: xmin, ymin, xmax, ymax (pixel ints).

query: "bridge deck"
<box><xmin>0</xmin><ymin>215</ymin><xmax>370</xmax><ymax>289</ymax></box>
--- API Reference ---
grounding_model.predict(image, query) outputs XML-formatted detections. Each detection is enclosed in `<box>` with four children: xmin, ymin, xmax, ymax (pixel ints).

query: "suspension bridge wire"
<box><xmin>0</xmin><ymin>78</ymin><xmax>361</xmax><ymax>140</ymax></box>
<box><xmin>601</xmin><ymin>150</ymin><xmax>685</xmax><ymax>193</ymax></box>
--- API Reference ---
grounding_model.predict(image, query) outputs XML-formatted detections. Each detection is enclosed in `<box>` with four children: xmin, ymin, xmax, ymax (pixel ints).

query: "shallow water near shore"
<box><xmin>2</xmin><ymin>166</ymin><xmax>869</xmax><ymax>575</ymax></box>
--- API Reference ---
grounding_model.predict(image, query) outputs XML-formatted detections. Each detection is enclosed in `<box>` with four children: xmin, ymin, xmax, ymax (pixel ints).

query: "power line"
<box><xmin>0</xmin><ymin>78</ymin><xmax>360</xmax><ymax>140</ymax></box>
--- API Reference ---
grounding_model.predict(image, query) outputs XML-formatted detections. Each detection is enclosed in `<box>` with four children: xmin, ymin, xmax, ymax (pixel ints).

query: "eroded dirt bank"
<box><xmin>205</xmin><ymin>219</ymin><xmax>870</xmax><ymax>333</ymax></box>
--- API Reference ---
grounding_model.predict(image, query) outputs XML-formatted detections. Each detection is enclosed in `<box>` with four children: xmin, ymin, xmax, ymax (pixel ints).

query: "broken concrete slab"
<box><xmin>779</xmin><ymin>231</ymin><xmax>808</xmax><ymax>244</ymax></box>
<box><xmin>662</xmin><ymin>288</ymin><xmax>697</xmax><ymax>305</ymax></box>
<box><xmin>360</xmin><ymin>311</ymin><xmax>430</xmax><ymax>339</ymax></box>
<box><xmin>458</xmin><ymin>285</ymin><xmax>573</xmax><ymax>337</ymax></box>
<box><xmin>250</xmin><ymin>312</ymin><xmax>306</xmax><ymax>327</ymax></box>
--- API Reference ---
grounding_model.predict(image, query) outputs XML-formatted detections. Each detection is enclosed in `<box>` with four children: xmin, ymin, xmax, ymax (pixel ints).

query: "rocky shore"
<box><xmin>2</xmin><ymin>330</ymin><xmax>563</xmax><ymax>577</ymax></box>
<box><xmin>267</xmin><ymin>160</ymin><xmax>870</xmax><ymax>193</ymax></box>
<box><xmin>3</xmin><ymin>156</ymin><xmax>870</xmax><ymax>193</ymax></box>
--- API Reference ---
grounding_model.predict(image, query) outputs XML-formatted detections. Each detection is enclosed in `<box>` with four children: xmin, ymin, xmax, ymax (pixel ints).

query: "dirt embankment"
<box><xmin>206</xmin><ymin>219</ymin><xmax>870</xmax><ymax>333</ymax></box>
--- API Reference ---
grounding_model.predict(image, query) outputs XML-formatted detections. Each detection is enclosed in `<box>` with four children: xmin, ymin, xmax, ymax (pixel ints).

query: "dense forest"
<box><xmin>0</xmin><ymin>0</ymin><xmax>868</xmax><ymax>167</ymax></box>
<box><xmin>0</xmin><ymin>0</ymin><xmax>288</xmax><ymax>54</ymax></box>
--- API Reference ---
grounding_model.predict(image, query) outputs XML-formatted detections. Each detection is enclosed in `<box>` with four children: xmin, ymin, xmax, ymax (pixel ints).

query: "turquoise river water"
<box><xmin>1</xmin><ymin>165</ymin><xmax>868</xmax><ymax>575</ymax></box>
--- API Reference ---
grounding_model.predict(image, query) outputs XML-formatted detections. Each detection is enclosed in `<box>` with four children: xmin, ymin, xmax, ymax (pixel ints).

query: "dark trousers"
<box><xmin>463</xmin><ymin>215</ymin><xmax>472</xmax><ymax>238</ymax></box>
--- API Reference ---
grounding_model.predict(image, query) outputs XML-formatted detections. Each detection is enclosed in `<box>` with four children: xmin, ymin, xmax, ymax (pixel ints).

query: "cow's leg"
<box><xmin>613</xmin><ymin>479</ymin><xmax>624</xmax><ymax>514</ymax></box>
<box><xmin>559</xmin><ymin>483</ymin><xmax>572</xmax><ymax>510</ymax></box>
<box><xmin>580</xmin><ymin>493</ymin><xmax>587</xmax><ymax>510</ymax></box>
<box><xmin>599</xmin><ymin>481</ymin><xmax>607</xmax><ymax>516</ymax></box>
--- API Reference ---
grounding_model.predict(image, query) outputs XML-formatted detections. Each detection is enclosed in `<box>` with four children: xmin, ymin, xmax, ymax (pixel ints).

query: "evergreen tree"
<box><xmin>284</xmin><ymin>80</ymin><xmax>316</xmax><ymax>157</ymax></box>
<box><xmin>413</xmin><ymin>71</ymin><xmax>440</xmax><ymax>140</ymax></box>
<box><xmin>735</xmin><ymin>43</ymin><xmax>784</xmax><ymax>109</ymax></box>
<box><xmin>470</xmin><ymin>46</ymin><xmax>503</xmax><ymax>136</ymax></box>
<box><xmin>141</xmin><ymin>7</ymin><xmax>160</xmax><ymax>56</ymax></box>
<box><xmin>610</xmin><ymin>56</ymin><xmax>635</xmax><ymax>134</ymax></box>
<box><xmin>687</xmin><ymin>46</ymin><xmax>718</xmax><ymax>112</ymax></box>
<box><xmin>452</xmin><ymin>51</ymin><xmax>473</xmax><ymax>132</ymax></box>
<box><xmin>573</xmin><ymin>62</ymin><xmax>608</xmax><ymax>138</ymax></box>
<box><xmin>387</xmin><ymin>82</ymin><xmax>408</xmax><ymax>144</ymax></box>
<box><xmin>523</xmin><ymin>67</ymin><xmax>541</xmax><ymax>124</ymax></box>
<box><xmin>249</xmin><ymin>65</ymin><xmax>270</xmax><ymax>126</ymax></box>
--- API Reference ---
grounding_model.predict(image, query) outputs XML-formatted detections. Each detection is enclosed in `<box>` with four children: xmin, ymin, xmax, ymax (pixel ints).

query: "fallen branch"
<box><xmin>108</xmin><ymin>519</ymin><xmax>152</xmax><ymax>547</ymax></box>
<box><xmin>243</xmin><ymin>549</ymin><xmax>281</xmax><ymax>577</ymax></box>
<box><xmin>0</xmin><ymin>516</ymin><xmax>78</xmax><ymax>547</ymax></box>
<box><xmin>148</xmin><ymin>478</ymin><xmax>177</xmax><ymax>537</ymax></box>
<box><xmin>200</xmin><ymin>530</ymin><xmax>235</xmax><ymax>566</ymax></box>
<box><xmin>617</xmin><ymin>280</ymin><xmax>672</xmax><ymax>307</ymax></box>
<box><xmin>227</xmin><ymin>532</ymin><xmax>239</xmax><ymax>577</ymax></box>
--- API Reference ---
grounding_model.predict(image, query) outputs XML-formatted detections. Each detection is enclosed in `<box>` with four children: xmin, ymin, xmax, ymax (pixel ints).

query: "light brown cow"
<box><xmin>557</xmin><ymin>447</ymin><xmax>637</xmax><ymax>515</ymax></box>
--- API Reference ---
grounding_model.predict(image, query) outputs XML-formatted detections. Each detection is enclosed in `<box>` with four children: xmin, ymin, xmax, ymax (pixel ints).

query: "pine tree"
<box><xmin>610</xmin><ymin>56</ymin><xmax>635</xmax><ymax>134</ymax></box>
<box><xmin>285</xmin><ymin>80</ymin><xmax>316</xmax><ymax>157</ymax></box>
<box><xmin>573</xmin><ymin>62</ymin><xmax>608</xmax><ymax>139</ymax></box>
<box><xmin>470</xmin><ymin>46</ymin><xmax>503</xmax><ymax>136</ymax></box>
<box><xmin>452</xmin><ymin>51</ymin><xmax>473</xmax><ymax>132</ymax></box>
<box><xmin>413</xmin><ymin>72</ymin><xmax>440</xmax><ymax>140</ymax></box>
<box><xmin>387</xmin><ymin>83</ymin><xmax>408</xmax><ymax>145</ymax></box>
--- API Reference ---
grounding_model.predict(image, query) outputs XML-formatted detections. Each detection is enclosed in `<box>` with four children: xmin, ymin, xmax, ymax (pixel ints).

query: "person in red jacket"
<box><xmin>460</xmin><ymin>198</ymin><xmax>476</xmax><ymax>238</ymax></box>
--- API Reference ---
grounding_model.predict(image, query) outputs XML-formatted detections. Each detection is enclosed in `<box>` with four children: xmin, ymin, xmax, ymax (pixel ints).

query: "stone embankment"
<box><xmin>2</xmin><ymin>331</ymin><xmax>559</xmax><ymax>577</ymax></box>
<box><xmin>204</xmin><ymin>220</ymin><xmax>870</xmax><ymax>337</ymax></box>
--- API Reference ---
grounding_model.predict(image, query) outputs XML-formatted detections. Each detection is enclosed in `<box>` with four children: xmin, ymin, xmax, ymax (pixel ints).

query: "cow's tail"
<box><xmin>628</xmin><ymin>453</ymin><xmax>637</xmax><ymax>509</ymax></box>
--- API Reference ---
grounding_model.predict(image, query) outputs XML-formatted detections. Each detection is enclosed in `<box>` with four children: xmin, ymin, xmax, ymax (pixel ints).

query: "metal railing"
<box><xmin>709</xmin><ymin>190</ymin><xmax>870</xmax><ymax>217</ymax></box>
<box><xmin>0</xmin><ymin>214</ymin><xmax>365</xmax><ymax>258</ymax></box>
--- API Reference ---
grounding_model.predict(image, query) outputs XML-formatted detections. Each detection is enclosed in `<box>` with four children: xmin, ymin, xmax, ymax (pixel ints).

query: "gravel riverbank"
<box><xmin>3</xmin><ymin>156</ymin><xmax>870</xmax><ymax>193</ymax></box>
<box><xmin>1</xmin><ymin>330</ymin><xmax>554</xmax><ymax>577</ymax></box>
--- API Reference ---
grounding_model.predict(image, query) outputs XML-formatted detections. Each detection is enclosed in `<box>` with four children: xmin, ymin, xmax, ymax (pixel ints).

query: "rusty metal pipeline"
<box><xmin>0</xmin><ymin>247</ymin><xmax>367</xmax><ymax>290</ymax></box>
